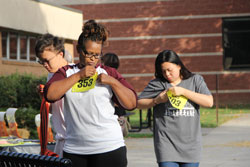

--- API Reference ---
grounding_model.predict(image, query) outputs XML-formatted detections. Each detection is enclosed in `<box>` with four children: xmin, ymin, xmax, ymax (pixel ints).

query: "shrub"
<box><xmin>0</xmin><ymin>73</ymin><xmax>47</xmax><ymax>139</ymax></box>
<box><xmin>0</xmin><ymin>73</ymin><xmax>47</xmax><ymax>108</ymax></box>
<box><xmin>0</xmin><ymin>74</ymin><xmax>19</xmax><ymax>107</ymax></box>
<box><xmin>15</xmin><ymin>107</ymin><xmax>40</xmax><ymax>139</ymax></box>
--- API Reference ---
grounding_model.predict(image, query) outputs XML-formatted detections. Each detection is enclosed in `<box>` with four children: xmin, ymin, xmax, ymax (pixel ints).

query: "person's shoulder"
<box><xmin>144</xmin><ymin>78</ymin><xmax>167</xmax><ymax>90</ymax></box>
<box><xmin>148</xmin><ymin>78</ymin><xmax>165</xmax><ymax>85</ymax></box>
<box><xmin>53</xmin><ymin>64</ymin><xmax>77</xmax><ymax>77</ymax></box>
<box><xmin>98</xmin><ymin>64</ymin><xmax>115</xmax><ymax>71</ymax></box>
<box><xmin>61</xmin><ymin>63</ymin><xmax>78</xmax><ymax>71</ymax></box>
<box><xmin>192</xmin><ymin>73</ymin><xmax>204</xmax><ymax>80</ymax></box>
<box><xmin>186</xmin><ymin>73</ymin><xmax>206</xmax><ymax>86</ymax></box>
<box><xmin>150</xmin><ymin>78</ymin><xmax>162</xmax><ymax>82</ymax></box>
<box><xmin>68</xmin><ymin>63</ymin><xmax>75</xmax><ymax>66</ymax></box>
<box><xmin>97</xmin><ymin>64</ymin><xmax>118</xmax><ymax>77</ymax></box>
<box><xmin>185</xmin><ymin>73</ymin><xmax>202</xmax><ymax>80</ymax></box>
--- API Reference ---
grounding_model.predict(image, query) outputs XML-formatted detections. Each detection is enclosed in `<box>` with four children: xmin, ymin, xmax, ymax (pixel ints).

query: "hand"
<box><xmin>97</xmin><ymin>73</ymin><xmax>115</xmax><ymax>85</ymax></box>
<box><xmin>168</xmin><ymin>86</ymin><xmax>185</xmax><ymax>96</ymax></box>
<box><xmin>154</xmin><ymin>90</ymin><xmax>168</xmax><ymax>104</ymax></box>
<box><xmin>79</xmin><ymin>65</ymin><xmax>96</xmax><ymax>78</ymax></box>
<box><xmin>37</xmin><ymin>84</ymin><xmax>44</xmax><ymax>97</ymax></box>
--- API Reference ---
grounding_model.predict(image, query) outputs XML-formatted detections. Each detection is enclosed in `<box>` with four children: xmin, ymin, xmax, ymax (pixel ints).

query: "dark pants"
<box><xmin>63</xmin><ymin>146</ymin><xmax>127</xmax><ymax>167</ymax></box>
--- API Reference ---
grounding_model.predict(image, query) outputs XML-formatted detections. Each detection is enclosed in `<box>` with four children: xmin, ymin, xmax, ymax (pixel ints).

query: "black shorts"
<box><xmin>63</xmin><ymin>146</ymin><xmax>127</xmax><ymax>167</ymax></box>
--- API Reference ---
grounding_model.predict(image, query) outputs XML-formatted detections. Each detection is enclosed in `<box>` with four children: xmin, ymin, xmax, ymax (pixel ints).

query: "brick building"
<box><xmin>3</xmin><ymin>0</ymin><xmax>250</xmax><ymax>105</ymax></box>
<box><xmin>65</xmin><ymin>0</ymin><xmax>250</xmax><ymax>105</ymax></box>
<box><xmin>0</xmin><ymin>0</ymin><xmax>82</xmax><ymax>76</ymax></box>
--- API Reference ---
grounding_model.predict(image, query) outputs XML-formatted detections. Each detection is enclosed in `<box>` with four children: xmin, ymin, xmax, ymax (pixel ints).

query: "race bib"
<box><xmin>167</xmin><ymin>90</ymin><xmax>188</xmax><ymax>110</ymax></box>
<box><xmin>72</xmin><ymin>72</ymin><xmax>98</xmax><ymax>92</ymax></box>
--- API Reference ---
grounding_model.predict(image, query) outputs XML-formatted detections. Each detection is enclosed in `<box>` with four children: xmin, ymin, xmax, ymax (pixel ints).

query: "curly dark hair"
<box><xmin>77</xmin><ymin>20</ymin><xmax>109</xmax><ymax>54</ymax></box>
<box><xmin>35</xmin><ymin>33</ymin><xmax>65</xmax><ymax>58</ymax></box>
<box><xmin>155</xmin><ymin>50</ymin><xmax>193</xmax><ymax>81</ymax></box>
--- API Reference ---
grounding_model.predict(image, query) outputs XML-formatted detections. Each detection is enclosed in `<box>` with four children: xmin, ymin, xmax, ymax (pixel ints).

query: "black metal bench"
<box><xmin>128</xmin><ymin>108</ymin><xmax>153</xmax><ymax>132</ymax></box>
<box><xmin>0</xmin><ymin>151</ymin><xmax>72</xmax><ymax>167</ymax></box>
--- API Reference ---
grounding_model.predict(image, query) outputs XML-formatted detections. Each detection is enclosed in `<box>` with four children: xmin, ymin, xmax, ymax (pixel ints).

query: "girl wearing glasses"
<box><xmin>35</xmin><ymin>33</ymin><xmax>71</xmax><ymax>157</ymax></box>
<box><xmin>44</xmin><ymin>20</ymin><xmax>137</xmax><ymax>167</ymax></box>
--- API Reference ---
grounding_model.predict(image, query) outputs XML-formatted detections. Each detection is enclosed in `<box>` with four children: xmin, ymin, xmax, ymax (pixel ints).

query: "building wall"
<box><xmin>67</xmin><ymin>0</ymin><xmax>250</xmax><ymax>105</ymax></box>
<box><xmin>0</xmin><ymin>0</ymin><xmax>82</xmax><ymax>77</ymax></box>
<box><xmin>0</xmin><ymin>0</ymin><xmax>82</xmax><ymax>40</ymax></box>
<box><xmin>0</xmin><ymin>32</ymin><xmax>75</xmax><ymax>77</ymax></box>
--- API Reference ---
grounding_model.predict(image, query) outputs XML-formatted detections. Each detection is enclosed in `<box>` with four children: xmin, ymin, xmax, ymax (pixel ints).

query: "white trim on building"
<box><xmin>96</xmin><ymin>13</ymin><xmax>250</xmax><ymax>23</ymax></box>
<box><xmin>0</xmin><ymin>0</ymin><xmax>83</xmax><ymax>40</ymax></box>
<box><xmin>109</xmin><ymin>33</ymin><xmax>222</xmax><ymax>41</ymax></box>
<box><xmin>38</xmin><ymin>0</ymin><xmax>175</xmax><ymax>5</ymax></box>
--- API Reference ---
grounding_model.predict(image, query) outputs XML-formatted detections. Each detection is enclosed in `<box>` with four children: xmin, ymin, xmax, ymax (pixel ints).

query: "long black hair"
<box><xmin>155</xmin><ymin>50</ymin><xmax>193</xmax><ymax>81</ymax></box>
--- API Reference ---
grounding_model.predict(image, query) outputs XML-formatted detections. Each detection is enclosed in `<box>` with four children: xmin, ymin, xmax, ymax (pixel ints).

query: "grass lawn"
<box><xmin>200</xmin><ymin>105</ymin><xmax>250</xmax><ymax>127</ymax></box>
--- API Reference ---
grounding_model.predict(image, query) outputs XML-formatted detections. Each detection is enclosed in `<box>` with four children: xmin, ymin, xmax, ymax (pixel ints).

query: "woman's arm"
<box><xmin>138</xmin><ymin>90</ymin><xmax>168</xmax><ymax>109</ymax></box>
<box><xmin>46</xmin><ymin>73</ymin><xmax>81</xmax><ymax>101</ymax></box>
<box><xmin>169</xmin><ymin>86</ymin><xmax>213</xmax><ymax>108</ymax></box>
<box><xmin>46</xmin><ymin>65</ymin><xmax>96</xmax><ymax>101</ymax></box>
<box><xmin>98</xmin><ymin>73</ymin><xmax>136</xmax><ymax>110</ymax></box>
<box><xmin>137</xmin><ymin>99</ymin><xmax>155</xmax><ymax>109</ymax></box>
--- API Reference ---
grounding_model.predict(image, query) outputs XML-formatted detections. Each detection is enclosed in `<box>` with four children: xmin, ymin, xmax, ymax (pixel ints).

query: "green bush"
<box><xmin>0</xmin><ymin>73</ymin><xmax>47</xmax><ymax>108</ymax></box>
<box><xmin>15</xmin><ymin>107</ymin><xmax>40</xmax><ymax>139</ymax></box>
<box><xmin>0</xmin><ymin>73</ymin><xmax>47</xmax><ymax>139</ymax></box>
<box><xmin>0</xmin><ymin>74</ymin><xmax>19</xmax><ymax>107</ymax></box>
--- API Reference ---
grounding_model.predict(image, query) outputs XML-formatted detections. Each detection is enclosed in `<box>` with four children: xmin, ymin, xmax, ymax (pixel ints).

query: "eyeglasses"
<box><xmin>83</xmin><ymin>50</ymin><xmax>102</xmax><ymax>59</ymax></box>
<box><xmin>37</xmin><ymin>54</ymin><xmax>57</xmax><ymax>65</ymax></box>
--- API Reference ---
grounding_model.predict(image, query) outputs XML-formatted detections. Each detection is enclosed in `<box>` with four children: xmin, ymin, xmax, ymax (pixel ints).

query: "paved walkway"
<box><xmin>125</xmin><ymin>114</ymin><xmax>250</xmax><ymax>167</ymax></box>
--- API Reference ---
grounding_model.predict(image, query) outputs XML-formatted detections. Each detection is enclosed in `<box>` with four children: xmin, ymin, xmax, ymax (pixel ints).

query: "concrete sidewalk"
<box><xmin>125</xmin><ymin>114</ymin><xmax>250</xmax><ymax>167</ymax></box>
<box><xmin>201</xmin><ymin>113</ymin><xmax>250</xmax><ymax>167</ymax></box>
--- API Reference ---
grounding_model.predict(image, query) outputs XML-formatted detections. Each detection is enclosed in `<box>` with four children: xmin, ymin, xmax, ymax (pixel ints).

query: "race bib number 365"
<box><xmin>167</xmin><ymin>90</ymin><xmax>188</xmax><ymax>110</ymax></box>
<box><xmin>72</xmin><ymin>72</ymin><xmax>98</xmax><ymax>92</ymax></box>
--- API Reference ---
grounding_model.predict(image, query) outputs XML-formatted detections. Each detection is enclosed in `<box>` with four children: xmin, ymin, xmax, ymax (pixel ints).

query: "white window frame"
<box><xmin>2</xmin><ymin>31</ymin><xmax>38</xmax><ymax>62</ymax></box>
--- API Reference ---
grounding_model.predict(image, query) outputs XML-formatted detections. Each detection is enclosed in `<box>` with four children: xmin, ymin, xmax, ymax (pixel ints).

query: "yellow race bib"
<box><xmin>167</xmin><ymin>90</ymin><xmax>188</xmax><ymax>110</ymax></box>
<box><xmin>72</xmin><ymin>72</ymin><xmax>98</xmax><ymax>92</ymax></box>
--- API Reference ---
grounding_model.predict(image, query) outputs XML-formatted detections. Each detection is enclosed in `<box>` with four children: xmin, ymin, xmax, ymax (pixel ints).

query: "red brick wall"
<box><xmin>68</xmin><ymin>0</ymin><xmax>250</xmax><ymax>105</ymax></box>
<box><xmin>119</xmin><ymin>55</ymin><xmax>223</xmax><ymax>74</ymax></box>
<box><xmin>102</xmin><ymin>18</ymin><xmax>222</xmax><ymax>37</ymax></box>
<box><xmin>68</xmin><ymin>0</ymin><xmax>250</xmax><ymax>19</ymax></box>
<box><xmin>104</xmin><ymin>37</ymin><xmax>222</xmax><ymax>55</ymax></box>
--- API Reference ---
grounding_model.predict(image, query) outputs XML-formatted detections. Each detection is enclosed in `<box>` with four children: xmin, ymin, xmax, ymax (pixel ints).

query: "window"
<box><xmin>20</xmin><ymin>35</ymin><xmax>27</xmax><ymax>60</ymax></box>
<box><xmin>2</xmin><ymin>31</ymin><xmax>7</xmax><ymax>58</ymax></box>
<box><xmin>29</xmin><ymin>37</ymin><xmax>37</xmax><ymax>61</ymax></box>
<box><xmin>1</xmin><ymin>31</ymin><xmax>38</xmax><ymax>62</ymax></box>
<box><xmin>10</xmin><ymin>33</ymin><xmax>17</xmax><ymax>60</ymax></box>
<box><xmin>222</xmin><ymin>16</ymin><xmax>250</xmax><ymax>70</ymax></box>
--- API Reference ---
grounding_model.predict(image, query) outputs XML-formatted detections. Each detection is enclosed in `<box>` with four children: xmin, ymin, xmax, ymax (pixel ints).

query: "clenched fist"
<box><xmin>154</xmin><ymin>90</ymin><xmax>168</xmax><ymax>104</ymax></box>
<box><xmin>97</xmin><ymin>73</ymin><xmax>115</xmax><ymax>85</ymax></box>
<box><xmin>168</xmin><ymin>86</ymin><xmax>185</xmax><ymax>96</ymax></box>
<box><xmin>79</xmin><ymin>65</ymin><xmax>96</xmax><ymax>78</ymax></box>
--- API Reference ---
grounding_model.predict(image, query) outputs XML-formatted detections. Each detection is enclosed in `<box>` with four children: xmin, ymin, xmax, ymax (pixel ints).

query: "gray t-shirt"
<box><xmin>139</xmin><ymin>74</ymin><xmax>211</xmax><ymax>163</ymax></box>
